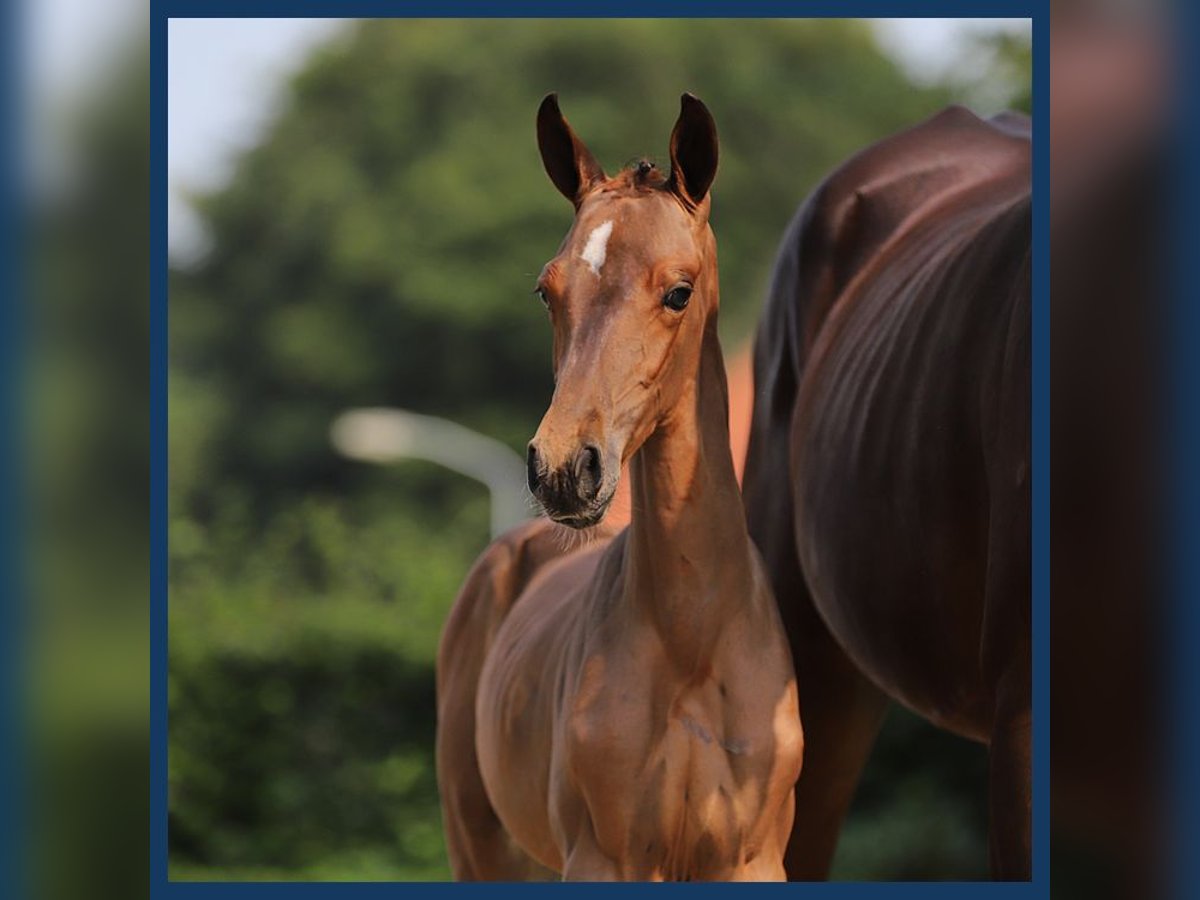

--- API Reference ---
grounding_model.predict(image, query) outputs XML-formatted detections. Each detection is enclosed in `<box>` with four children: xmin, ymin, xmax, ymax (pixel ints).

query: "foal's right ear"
<box><xmin>537</xmin><ymin>93</ymin><xmax>605</xmax><ymax>207</ymax></box>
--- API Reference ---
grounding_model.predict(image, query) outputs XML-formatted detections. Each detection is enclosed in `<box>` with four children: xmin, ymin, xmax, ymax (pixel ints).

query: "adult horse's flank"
<box><xmin>436</xmin><ymin>94</ymin><xmax>803</xmax><ymax>881</ymax></box>
<box><xmin>742</xmin><ymin>106</ymin><xmax>1031</xmax><ymax>880</ymax></box>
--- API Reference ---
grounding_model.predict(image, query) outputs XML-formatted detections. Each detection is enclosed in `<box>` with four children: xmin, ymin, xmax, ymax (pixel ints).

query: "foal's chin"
<box><xmin>540</xmin><ymin>492</ymin><xmax>615</xmax><ymax>531</ymax></box>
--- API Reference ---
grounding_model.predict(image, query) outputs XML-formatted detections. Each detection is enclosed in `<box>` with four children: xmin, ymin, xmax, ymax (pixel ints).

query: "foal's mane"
<box><xmin>601</xmin><ymin>158</ymin><xmax>671</xmax><ymax>193</ymax></box>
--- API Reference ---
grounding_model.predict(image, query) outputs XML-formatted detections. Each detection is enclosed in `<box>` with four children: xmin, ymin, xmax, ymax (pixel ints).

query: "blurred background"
<box><xmin>24</xmin><ymin>1</ymin><xmax>147</xmax><ymax>898</ymax></box>
<box><xmin>162</xmin><ymin>18</ymin><xmax>1030</xmax><ymax>882</ymax></box>
<box><xmin>21</xmin><ymin>2</ymin><xmax>1193</xmax><ymax>897</ymax></box>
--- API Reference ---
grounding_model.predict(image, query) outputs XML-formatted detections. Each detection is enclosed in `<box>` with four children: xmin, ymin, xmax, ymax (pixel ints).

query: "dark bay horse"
<box><xmin>741</xmin><ymin>106</ymin><xmax>1031</xmax><ymax>880</ymax></box>
<box><xmin>1050</xmin><ymin>22</ymin><xmax>1167</xmax><ymax>896</ymax></box>
<box><xmin>436</xmin><ymin>95</ymin><xmax>803</xmax><ymax>881</ymax></box>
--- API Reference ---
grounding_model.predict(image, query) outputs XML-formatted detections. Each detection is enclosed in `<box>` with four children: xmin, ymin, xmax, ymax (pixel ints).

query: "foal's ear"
<box><xmin>668</xmin><ymin>93</ymin><xmax>719</xmax><ymax>208</ymax></box>
<box><xmin>537</xmin><ymin>93</ymin><xmax>605</xmax><ymax>207</ymax></box>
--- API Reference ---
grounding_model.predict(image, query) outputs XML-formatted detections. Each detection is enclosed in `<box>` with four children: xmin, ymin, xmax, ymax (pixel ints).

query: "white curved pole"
<box><xmin>330</xmin><ymin>407</ymin><xmax>530</xmax><ymax>539</ymax></box>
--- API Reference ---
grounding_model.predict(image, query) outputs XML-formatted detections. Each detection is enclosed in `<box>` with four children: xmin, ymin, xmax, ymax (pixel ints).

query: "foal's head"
<box><xmin>525</xmin><ymin>93</ymin><xmax>720</xmax><ymax>528</ymax></box>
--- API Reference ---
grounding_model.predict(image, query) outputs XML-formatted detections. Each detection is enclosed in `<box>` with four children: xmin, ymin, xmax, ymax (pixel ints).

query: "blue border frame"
<box><xmin>151</xmin><ymin>4</ymin><xmax>1048</xmax><ymax>895</ymax></box>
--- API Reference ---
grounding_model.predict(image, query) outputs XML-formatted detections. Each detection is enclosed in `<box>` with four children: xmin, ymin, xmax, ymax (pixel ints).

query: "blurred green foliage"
<box><xmin>28</xmin><ymin>33</ymin><xmax>151</xmax><ymax>900</ymax></box>
<box><xmin>168</xmin><ymin>19</ymin><xmax>1026</xmax><ymax>881</ymax></box>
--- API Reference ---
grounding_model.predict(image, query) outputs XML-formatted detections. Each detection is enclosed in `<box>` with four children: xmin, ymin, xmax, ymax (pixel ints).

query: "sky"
<box><xmin>22</xmin><ymin>7</ymin><xmax>1031</xmax><ymax>263</ymax></box>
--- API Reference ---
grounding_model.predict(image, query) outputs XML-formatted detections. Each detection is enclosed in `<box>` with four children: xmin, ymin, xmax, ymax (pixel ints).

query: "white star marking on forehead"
<box><xmin>579</xmin><ymin>220</ymin><xmax>614</xmax><ymax>277</ymax></box>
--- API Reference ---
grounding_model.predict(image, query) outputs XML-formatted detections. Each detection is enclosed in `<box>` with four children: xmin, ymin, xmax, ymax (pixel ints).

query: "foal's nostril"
<box><xmin>575</xmin><ymin>445</ymin><xmax>603</xmax><ymax>501</ymax></box>
<box><xmin>582</xmin><ymin>445</ymin><xmax>602</xmax><ymax>482</ymax></box>
<box><xmin>526</xmin><ymin>444</ymin><xmax>542</xmax><ymax>494</ymax></box>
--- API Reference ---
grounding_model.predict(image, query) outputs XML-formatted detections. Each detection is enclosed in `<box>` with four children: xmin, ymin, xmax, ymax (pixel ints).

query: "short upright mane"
<box><xmin>597</xmin><ymin>158</ymin><xmax>670</xmax><ymax>194</ymax></box>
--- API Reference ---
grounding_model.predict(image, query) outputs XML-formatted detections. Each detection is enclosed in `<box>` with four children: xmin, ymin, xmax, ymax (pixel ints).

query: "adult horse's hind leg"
<box><xmin>435</xmin><ymin>523</ymin><xmax>560</xmax><ymax>881</ymax></box>
<box><xmin>981</xmin><ymin>480</ymin><xmax>1032</xmax><ymax>881</ymax></box>
<box><xmin>987</xmin><ymin>663</ymin><xmax>1032</xmax><ymax>880</ymax></box>
<box><xmin>774</xmin><ymin>579</ymin><xmax>889</xmax><ymax>879</ymax></box>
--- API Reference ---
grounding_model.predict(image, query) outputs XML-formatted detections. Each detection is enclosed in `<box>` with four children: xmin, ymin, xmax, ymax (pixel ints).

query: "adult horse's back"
<box><xmin>742</xmin><ymin>106</ymin><xmax>1031</xmax><ymax>879</ymax></box>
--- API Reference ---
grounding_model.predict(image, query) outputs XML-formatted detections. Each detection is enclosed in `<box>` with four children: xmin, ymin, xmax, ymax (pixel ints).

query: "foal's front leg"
<box><xmin>561</xmin><ymin>831</ymin><xmax>623</xmax><ymax>881</ymax></box>
<box><xmin>731</xmin><ymin>852</ymin><xmax>789</xmax><ymax>882</ymax></box>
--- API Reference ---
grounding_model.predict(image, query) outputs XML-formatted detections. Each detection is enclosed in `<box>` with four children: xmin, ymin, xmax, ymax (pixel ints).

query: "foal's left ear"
<box><xmin>668</xmin><ymin>93</ymin><xmax>719</xmax><ymax>208</ymax></box>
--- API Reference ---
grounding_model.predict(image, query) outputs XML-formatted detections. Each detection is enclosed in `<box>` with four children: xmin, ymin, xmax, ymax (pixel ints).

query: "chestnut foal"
<box><xmin>435</xmin><ymin>95</ymin><xmax>802</xmax><ymax>881</ymax></box>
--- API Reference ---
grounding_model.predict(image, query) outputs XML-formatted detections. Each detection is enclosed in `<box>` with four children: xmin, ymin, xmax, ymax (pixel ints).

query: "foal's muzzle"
<box><xmin>526</xmin><ymin>441</ymin><xmax>611</xmax><ymax>527</ymax></box>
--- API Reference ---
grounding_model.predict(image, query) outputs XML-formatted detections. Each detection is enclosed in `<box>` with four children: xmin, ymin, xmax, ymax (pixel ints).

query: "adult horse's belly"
<box><xmin>789</xmin><ymin>244</ymin><xmax>1004</xmax><ymax>742</ymax></box>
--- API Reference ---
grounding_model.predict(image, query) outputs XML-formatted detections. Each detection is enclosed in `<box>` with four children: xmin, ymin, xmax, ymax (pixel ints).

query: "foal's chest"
<box><xmin>563</xmin><ymin>664</ymin><xmax>778</xmax><ymax>879</ymax></box>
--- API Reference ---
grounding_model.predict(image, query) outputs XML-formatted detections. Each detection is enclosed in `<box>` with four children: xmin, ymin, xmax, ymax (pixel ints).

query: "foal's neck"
<box><xmin>626</xmin><ymin>314</ymin><xmax>753</xmax><ymax>673</ymax></box>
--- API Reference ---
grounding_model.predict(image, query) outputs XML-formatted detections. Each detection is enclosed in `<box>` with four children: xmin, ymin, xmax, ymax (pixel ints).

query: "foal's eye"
<box><xmin>663</xmin><ymin>286</ymin><xmax>692</xmax><ymax>312</ymax></box>
<box><xmin>534</xmin><ymin>287</ymin><xmax>550</xmax><ymax>309</ymax></box>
